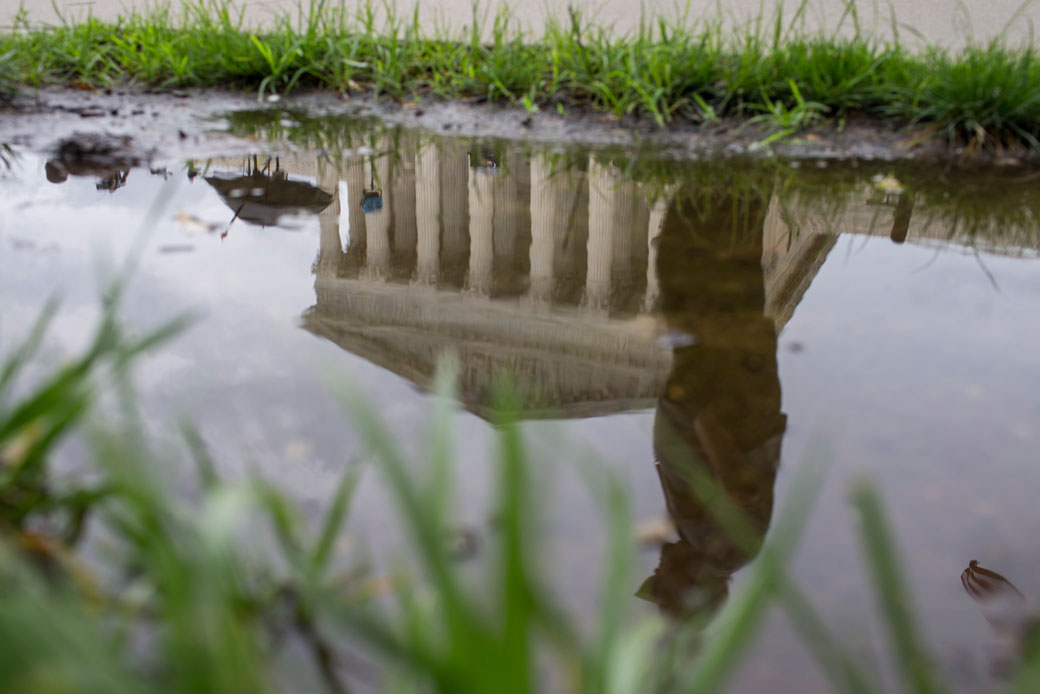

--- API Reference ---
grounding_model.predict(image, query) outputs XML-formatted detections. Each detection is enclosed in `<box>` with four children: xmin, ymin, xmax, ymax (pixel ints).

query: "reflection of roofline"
<box><xmin>301</xmin><ymin>277</ymin><xmax>673</xmax><ymax>421</ymax></box>
<box><xmin>766</xmin><ymin>234</ymin><xmax>837</xmax><ymax>333</ymax></box>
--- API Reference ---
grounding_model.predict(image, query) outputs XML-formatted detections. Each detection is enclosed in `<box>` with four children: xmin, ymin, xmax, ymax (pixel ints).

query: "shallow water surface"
<box><xmin>2</xmin><ymin>117</ymin><xmax>1040</xmax><ymax>691</ymax></box>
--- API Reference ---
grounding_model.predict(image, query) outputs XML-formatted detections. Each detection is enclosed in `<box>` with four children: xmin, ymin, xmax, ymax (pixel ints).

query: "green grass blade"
<box><xmin>0</xmin><ymin>296</ymin><xmax>61</xmax><ymax>401</ymax></box>
<box><xmin>850</xmin><ymin>480</ymin><xmax>941</xmax><ymax>694</ymax></box>
<box><xmin>311</xmin><ymin>466</ymin><xmax>362</xmax><ymax>573</ymax></box>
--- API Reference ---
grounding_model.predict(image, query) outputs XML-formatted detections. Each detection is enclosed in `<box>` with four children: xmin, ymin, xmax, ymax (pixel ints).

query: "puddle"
<box><xmin>3</xmin><ymin>113</ymin><xmax>1040</xmax><ymax>692</ymax></box>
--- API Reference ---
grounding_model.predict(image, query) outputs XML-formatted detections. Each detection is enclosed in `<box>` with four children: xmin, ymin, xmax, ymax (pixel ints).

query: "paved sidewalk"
<box><xmin>1</xmin><ymin>0</ymin><xmax>1036</xmax><ymax>48</ymax></box>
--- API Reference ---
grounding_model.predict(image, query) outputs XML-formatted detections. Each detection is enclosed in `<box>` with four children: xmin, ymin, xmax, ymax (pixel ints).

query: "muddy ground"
<box><xmin>1</xmin><ymin>86</ymin><xmax>1036</xmax><ymax>171</ymax></box>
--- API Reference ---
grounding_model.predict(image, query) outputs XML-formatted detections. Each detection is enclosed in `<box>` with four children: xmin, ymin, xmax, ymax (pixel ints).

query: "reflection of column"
<box><xmin>467</xmin><ymin>158</ymin><xmax>495</xmax><ymax>296</ymax></box>
<box><xmin>414</xmin><ymin>143</ymin><xmax>440</xmax><ymax>284</ymax></box>
<box><xmin>440</xmin><ymin>142</ymin><xmax>469</xmax><ymax>269</ymax></box>
<box><xmin>392</xmin><ymin>146</ymin><xmax>417</xmax><ymax>264</ymax></box>
<box><xmin>528</xmin><ymin>154</ymin><xmax>556</xmax><ymax>304</ymax></box>
<box><xmin>585</xmin><ymin>158</ymin><xmax>620</xmax><ymax>312</ymax></box>
<box><xmin>494</xmin><ymin>161</ymin><xmax>518</xmax><ymax>261</ymax></box>
<box><xmin>611</xmin><ymin>179</ymin><xmax>635</xmax><ymax>286</ymax></box>
<box><xmin>363</xmin><ymin>155</ymin><xmax>392</xmax><ymax>280</ymax></box>
<box><xmin>644</xmin><ymin>188</ymin><xmax>672</xmax><ymax>311</ymax></box>
<box><xmin>494</xmin><ymin>151</ymin><xmax>530</xmax><ymax>260</ymax></box>
<box><xmin>630</xmin><ymin>185</ymin><xmax>650</xmax><ymax>292</ymax></box>
<box><xmin>556</xmin><ymin>172</ymin><xmax>589</xmax><ymax>303</ymax></box>
<box><xmin>345</xmin><ymin>158</ymin><xmax>367</xmax><ymax>260</ymax></box>
<box><xmin>315</xmin><ymin>164</ymin><xmax>343</xmax><ymax>277</ymax></box>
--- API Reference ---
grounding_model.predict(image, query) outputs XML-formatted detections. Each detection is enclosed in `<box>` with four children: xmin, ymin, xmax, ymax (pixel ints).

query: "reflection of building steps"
<box><xmin>303</xmin><ymin>278</ymin><xmax>672</xmax><ymax>419</ymax></box>
<box><xmin>763</xmin><ymin>196</ymin><xmax>839</xmax><ymax>331</ymax></box>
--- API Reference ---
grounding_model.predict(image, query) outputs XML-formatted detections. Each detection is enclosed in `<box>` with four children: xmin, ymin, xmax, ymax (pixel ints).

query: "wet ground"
<box><xmin>3</xmin><ymin>105</ymin><xmax>1040</xmax><ymax>692</ymax></box>
<box><xmin>1</xmin><ymin>86</ymin><xmax>1019</xmax><ymax>166</ymax></box>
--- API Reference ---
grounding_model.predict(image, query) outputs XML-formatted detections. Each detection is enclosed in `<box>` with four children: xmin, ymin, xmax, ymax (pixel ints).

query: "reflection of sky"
<box><xmin>739</xmin><ymin>236</ymin><xmax>1040</xmax><ymax>693</ymax></box>
<box><xmin>3</xmin><ymin>151</ymin><xmax>1040</xmax><ymax>692</ymax></box>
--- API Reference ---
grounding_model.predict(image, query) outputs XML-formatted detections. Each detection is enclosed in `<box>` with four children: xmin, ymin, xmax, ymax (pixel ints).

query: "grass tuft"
<box><xmin>3</xmin><ymin>259</ymin><xmax>1040</xmax><ymax>691</ymax></box>
<box><xmin>2</xmin><ymin>1</ymin><xmax>1040</xmax><ymax>149</ymax></box>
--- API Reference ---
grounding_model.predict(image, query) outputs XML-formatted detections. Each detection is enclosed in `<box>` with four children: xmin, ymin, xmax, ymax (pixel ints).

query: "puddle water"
<box><xmin>3</xmin><ymin>114</ymin><xmax>1040</xmax><ymax>691</ymax></box>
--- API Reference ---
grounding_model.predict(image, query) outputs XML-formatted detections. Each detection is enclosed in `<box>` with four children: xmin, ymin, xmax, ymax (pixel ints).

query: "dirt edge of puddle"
<box><xmin>2</xmin><ymin>86</ymin><xmax>1038</xmax><ymax>171</ymax></box>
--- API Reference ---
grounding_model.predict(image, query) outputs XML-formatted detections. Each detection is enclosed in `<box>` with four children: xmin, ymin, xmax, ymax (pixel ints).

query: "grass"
<box><xmin>1</xmin><ymin>1</ymin><xmax>1040</xmax><ymax>149</ymax></box>
<box><xmin>4</xmin><ymin>246</ymin><xmax>1040</xmax><ymax>692</ymax></box>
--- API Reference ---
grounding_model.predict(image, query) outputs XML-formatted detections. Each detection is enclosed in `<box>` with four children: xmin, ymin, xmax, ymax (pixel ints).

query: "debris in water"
<box><xmin>634</xmin><ymin>516</ymin><xmax>677</xmax><ymax>546</ymax></box>
<box><xmin>175</xmin><ymin>211</ymin><xmax>221</xmax><ymax>233</ymax></box>
<box><xmin>961</xmin><ymin>560</ymin><xmax>1034</xmax><ymax>671</ymax></box>
<box><xmin>444</xmin><ymin>526</ymin><xmax>480</xmax><ymax>561</ymax></box>
<box><xmin>44</xmin><ymin>133</ymin><xmax>143</xmax><ymax>192</ymax></box>
<box><xmin>656</xmin><ymin>330</ymin><xmax>699</xmax><ymax>349</ymax></box>
<box><xmin>872</xmin><ymin>172</ymin><xmax>904</xmax><ymax>195</ymax></box>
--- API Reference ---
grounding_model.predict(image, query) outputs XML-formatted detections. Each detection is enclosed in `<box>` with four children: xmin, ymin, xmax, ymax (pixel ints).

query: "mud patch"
<box><xmin>3</xmin><ymin>87</ymin><xmax>1039</xmax><ymax>169</ymax></box>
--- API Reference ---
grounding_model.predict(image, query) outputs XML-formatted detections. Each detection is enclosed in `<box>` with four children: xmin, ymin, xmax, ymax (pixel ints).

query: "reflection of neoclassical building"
<box><xmin>297</xmin><ymin>143</ymin><xmax>667</xmax><ymax>419</ymax></box>
<box><xmin>198</xmin><ymin>142</ymin><xmax>1038</xmax><ymax>625</ymax></box>
<box><xmin>214</xmin><ymin>140</ymin><xmax>836</xmax><ymax>419</ymax></box>
<box><xmin>214</xmin><ymin>142</ymin><xmax>1040</xmax><ymax>422</ymax></box>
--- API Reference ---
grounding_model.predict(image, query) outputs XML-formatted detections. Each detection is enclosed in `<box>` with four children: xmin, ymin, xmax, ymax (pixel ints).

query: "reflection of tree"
<box><xmin>641</xmin><ymin>188</ymin><xmax>786</xmax><ymax>621</ymax></box>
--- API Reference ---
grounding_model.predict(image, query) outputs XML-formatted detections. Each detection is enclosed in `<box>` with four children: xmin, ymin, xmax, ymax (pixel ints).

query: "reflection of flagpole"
<box><xmin>221</xmin><ymin>203</ymin><xmax>244</xmax><ymax>241</ymax></box>
<box><xmin>413</xmin><ymin>143</ymin><xmax>440</xmax><ymax>285</ymax></box>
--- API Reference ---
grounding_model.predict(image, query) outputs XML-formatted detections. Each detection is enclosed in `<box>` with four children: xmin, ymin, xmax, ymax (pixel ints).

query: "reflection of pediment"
<box><xmin>762</xmin><ymin>196</ymin><xmax>839</xmax><ymax>332</ymax></box>
<box><xmin>302</xmin><ymin>277</ymin><xmax>673</xmax><ymax>420</ymax></box>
